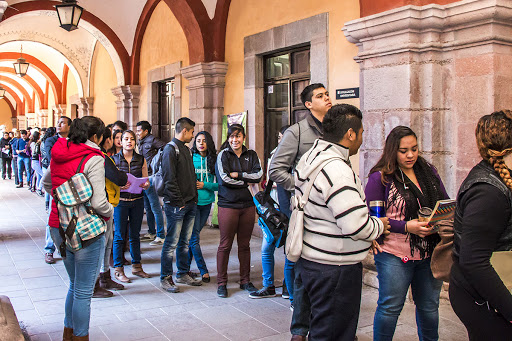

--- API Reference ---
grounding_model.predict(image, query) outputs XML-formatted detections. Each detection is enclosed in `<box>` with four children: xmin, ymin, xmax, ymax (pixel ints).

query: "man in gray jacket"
<box><xmin>268</xmin><ymin>83</ymin><xmax>331</xmax><ymax>340</ymax></box>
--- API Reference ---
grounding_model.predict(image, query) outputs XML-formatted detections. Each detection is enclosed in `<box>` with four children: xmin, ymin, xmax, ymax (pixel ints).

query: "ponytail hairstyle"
<box><xmin>191</xmin><ymin>131</ymin><xmax>217</xmax><ymax>174</ymax></box>
<box><xmin>100</xmin><ymin>127</ymin><xmax>112</xmax><ymax>152</ymax></box>
<box><xmin>42</xmin><ymin>127</ymin><xmax>56</xmax><ymax>142</ymax></box>
<box><xmin>476</xmin><ymin>110</ymin><xmax>512</xmax><ymax>190</ymax></box>
<box><xmin>220</xmin><ymin>124</ymin><xmax>245</xmax><ymax>150</ymax></box>
<box><xmin>67</xmin><ymin>116</ymin><xmax>105</xmax><ymax>145</ymax></box>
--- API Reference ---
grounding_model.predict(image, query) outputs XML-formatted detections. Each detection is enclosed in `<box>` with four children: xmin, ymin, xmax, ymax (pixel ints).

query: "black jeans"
<box><xmin>293</xmin><ymin>258</ymin><xmax>363</xmax><ymax>341</ymax></box>
<box><xmin>449</xmin><ymin>279</ymin><xmax>512</xmax><ymax>340</ymax></box>
<box><xmin>1</xmin><ymin>158</ymin><xmax>12</xmax><ymax>179</ymax></box>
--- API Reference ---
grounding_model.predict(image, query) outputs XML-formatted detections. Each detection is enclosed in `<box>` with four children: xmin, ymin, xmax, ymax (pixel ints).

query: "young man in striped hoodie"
<box><xmin>292</xmin><ymin>103</ymin><xmax>389</xmax><ymax>341</ymax></box>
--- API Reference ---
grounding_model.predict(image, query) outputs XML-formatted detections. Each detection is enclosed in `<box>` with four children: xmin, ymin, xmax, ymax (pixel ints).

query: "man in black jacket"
<box><xmin>0</xmin><ymin>132</ymin><xmax>12</xmax><ymax>180</ymax></box>
<box><xmin>136</xmin><ymin>121</ymin><xmax>166</xmax><ymax>245</ymax></box>
<box><xmin>160</xmin><ymin>117</ymin><xmax>201</xmax><ymax>293</ymax></box>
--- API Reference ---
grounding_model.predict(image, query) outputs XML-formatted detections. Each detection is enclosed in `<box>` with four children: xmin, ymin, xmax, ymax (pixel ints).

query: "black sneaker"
<box><xmin>282</xmin><ymin>284</ymin><xmax>290</xmax><ymax>299</ymax></box>
<box><xmin>217</xmin><ymin>285</ymin><xmax>228</xmax><ymax>298</ymax></box>
<box><xmin>249</xmin><ymin>286</ymin><xmax>276</xmax><ymax>299</ymax></box>
<box><xmin>240</xmin><ymin>282</ymin><xmax>258</xmax><ymax>293</ymax></box>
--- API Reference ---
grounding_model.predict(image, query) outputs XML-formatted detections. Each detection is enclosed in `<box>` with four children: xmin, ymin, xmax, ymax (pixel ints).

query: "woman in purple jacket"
<box><xmin>365</xmin><ymin>126</ymin><xmax>449</xmax><ymax>341</ymax></box>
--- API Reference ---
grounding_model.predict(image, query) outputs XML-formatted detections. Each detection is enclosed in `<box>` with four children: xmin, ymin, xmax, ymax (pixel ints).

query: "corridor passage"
<box><xmin>0</xmin><ymin>179</ymin><xmax>467</xmax><ymax>341</ymax></box>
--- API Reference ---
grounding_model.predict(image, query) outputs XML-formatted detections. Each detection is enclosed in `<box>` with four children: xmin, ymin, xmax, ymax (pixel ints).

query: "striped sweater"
<box><xmin>294</xmin><ymin>139</ymin><xmax>384</xmax><ymax>265</ymax></box>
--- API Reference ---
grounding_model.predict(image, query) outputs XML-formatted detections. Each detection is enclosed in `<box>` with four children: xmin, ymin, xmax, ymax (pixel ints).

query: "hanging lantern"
<box><xmin>0</xmin><ymin>85</ymin><xmax>5</xmax><ymax>99</ymax></box>
<box><xmin>56</xmin><ymin>0</ymin><xmax>83</xmax><ymax>32</ymax></box>
<box><xmin>13</xmin><ymin>45</ymin><xmax>29</xmax><ymax>77</ymax></box>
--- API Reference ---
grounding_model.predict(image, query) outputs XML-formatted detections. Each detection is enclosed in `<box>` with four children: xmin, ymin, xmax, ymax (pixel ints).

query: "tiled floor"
<box><xmin>0</xmin><ymin>179</ymin><xmax>468</xmax><ymax>340</ymax></box>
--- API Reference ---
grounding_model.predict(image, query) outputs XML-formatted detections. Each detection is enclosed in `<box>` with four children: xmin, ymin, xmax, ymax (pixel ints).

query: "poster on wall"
<box><xmin>221</xmin><ymin>111</ymin><xmax>247</xmax><ymax>143</ymax></box>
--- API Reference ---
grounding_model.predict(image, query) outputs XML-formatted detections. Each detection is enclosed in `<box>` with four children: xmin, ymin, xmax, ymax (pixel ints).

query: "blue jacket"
<box><xmin>15</xmin><ymin>138</ymin><xmax>29</xmax><ymax>157</ymax></box>
<box><xmin>193</xmin><ymin>152</ymin><xmax>218</xmax><ymax>206</ymax></box>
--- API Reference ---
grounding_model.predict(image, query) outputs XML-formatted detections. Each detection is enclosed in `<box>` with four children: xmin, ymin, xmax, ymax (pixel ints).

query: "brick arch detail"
<box><xmin>3</xmin><ymin>1</ymin><xmax>130</xmax><ymax>84</ymax></box>
<box><xmin>0</xmin><ymin>67</ymin><xmax>44</xmax><ymax>109</ymax></box>
<box><xmin>130</xmin><ymin>0</ymin><xmax>232</xmax><ymax>85</ymax></box>
<box><xmin>359</xmin><ymin>0</ymin><xmax>461</xmax><ymax>17</ymax></box>
<box><xmin>1</xmin><ymin>83</ymin><xmax>25</xmax><ymax>116</ymax></box>
<box><xmin>0</xmin><ymin>79</ymin><xmax>34</xmax><ymax>112</ymax></box>
<box><xmin>0</xmin><ymin>52</ymin><xmax>61</xmax><ymax>104</ymax></box>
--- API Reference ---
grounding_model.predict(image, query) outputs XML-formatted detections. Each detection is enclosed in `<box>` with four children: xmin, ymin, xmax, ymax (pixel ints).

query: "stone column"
<box><xmin>76</xmin><ymin>98</ymin><xmax>94</xmax><ymax>117</ymax></box>
<box><xmin>38</xmin><ymin>109</ymin><xmax>49</xmax><ymax>128</ymax></box>
<box><xmin>111</xmin><ymin>85</ymin><xmax>141</xmax><ymax>130</ymax></box>
<box><xmin>181</xmin><ymin>62</ymin><xmax>229</xmax><ymax>149</ymax></box>
<box><xmin>17</xmin><ymin>116</ymin><xmax>26</xmax><ymax>130</ymax></box>
<box><xmin>10</xmin><ymin>117</ymin><xmax>17</xmax><ymax>130</ymax></box>
<box><xmin>343</xmin><ymin>0</ymin><xmax>512</xmax><ymax>196</ymax></box>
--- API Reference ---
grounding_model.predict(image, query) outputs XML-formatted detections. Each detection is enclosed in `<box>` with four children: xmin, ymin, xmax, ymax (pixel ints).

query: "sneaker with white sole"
<box><xmin>249</xmin><ymin>286</ymin><xmax>276</xmax><ymax>299</ymax></box>
<box><xmin>149</xmin><ymin>237</ymin><xmax>165</xmax><ymax>246</ymax></box>
<box><xmin>141</xmin><ymin>233</ymin><xmax>156</xmax><ymax>241</ymax></box>
<box><xmin>176</xmin><ymin>273</ymin><xmax>202</xmax><ymax>286</ymax></box>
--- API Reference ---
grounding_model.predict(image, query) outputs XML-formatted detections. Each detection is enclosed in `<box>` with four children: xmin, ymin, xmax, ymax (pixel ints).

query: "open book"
<box><xmin>426</xmin><ymin>199</ymin><xmax>456</xmax><ymax>228</ymax></box>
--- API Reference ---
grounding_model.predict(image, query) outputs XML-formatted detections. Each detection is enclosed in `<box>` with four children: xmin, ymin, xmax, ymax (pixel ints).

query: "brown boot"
<box><xmin>291</xmin><ymin>336</ymin><xmax>306</xmax><ymax>341</ymax></box>
<box><xmin>73</xmin><ymin>335</ymin><xmax>89</xmax><ymax>341</ymax></box>
<box><xmin>100</xmin><ymin>270</ymin><xmax>124</xmax><ymax>290</ymax></box>
<box><xmin>92</xmin><ymin>278</ymin><xmax>114</xmax><ymax>298</ymax></box>
<box><xmin>131</xmin><ymin>263</ymin><xmax>150</xmax><ymax>278</ymax></box>
<box><xmin>114</xmin><ymin>266</ymin><xmax>131</xmax><ymax>283</ymax></box>
<box><xmin>63</xmin><ymin>327</ymin><xmax>73</xmax><ymax>341</ymax></box>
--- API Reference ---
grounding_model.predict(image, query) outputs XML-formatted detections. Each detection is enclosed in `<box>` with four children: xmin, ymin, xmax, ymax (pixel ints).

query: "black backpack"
<box><xmin>151</xmin><ymin>141</ymin><xmax>179</xmax><ymax>197</ymax></box>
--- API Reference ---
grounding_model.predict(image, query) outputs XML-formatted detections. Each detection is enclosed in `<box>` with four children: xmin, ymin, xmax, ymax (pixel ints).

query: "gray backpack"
<box><xmin>150</xmin><ymin>141</ymin><xmax>179</xmax><ymax>197</ymax></box>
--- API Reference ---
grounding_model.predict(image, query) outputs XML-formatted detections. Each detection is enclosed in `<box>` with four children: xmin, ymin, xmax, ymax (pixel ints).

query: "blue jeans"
<box><xmin>50</xmin><ymin>227</ymin><xmax>105</xmax><ymax>337</ymax></box>
<box><xmin>44</xmin><ymin>225</ymin><xmax>55</xmax><ymax>254</ymax></box>
<box><xmin>100</xmin><ymin>218</ymin><xmax>114</xmax><ymax>273</ymax></box>
<box><xmin>17</xmin><ymin>155</ymin><xmax>31</xmax><ymax>184</ymax></box>
<box><xmin>277</xmin><ymin>186</ymin><xmax>295</xmax><ymax>301</ymax></box>
<box><xmin>373</xmin><ymin>251</ymin><xmax>442</xmax><ymax>341</ymax></box>
<box><xmin>31</xmin><ymin>160</ymin><xmax>43</xmax><ymax>190</ymax></box>
<box><xmin>12</xmin><ymin>156</ymin><xmax>19</xmax><ymax>185</ymax></box>
<box><xmin>261</xmin><ymin>236</ymin><xmax>277</xmax><ymax>287</ymax></box>
<box><xmin>187</xmin><ymin>203</ymin><xmax>211</xmax><ymax>276</ymax></box>
<box><xmin>113</xmin><ymin>199</ymin><xmax>144</xmax><ymax>268</ymax></box>
<box><xmin>143</xmin><ymin>178</ymin><xmax>165</xmax><ymax>238</ymax></box>
<box><xmin>43</xmin><ymin>167</ymin><xmax>51</xmax><ymax>209</ymax></box>
<box><xmin>161</xmin><ymin>203</ymin><xmax>196</xmax><ymax>279</ymax></box>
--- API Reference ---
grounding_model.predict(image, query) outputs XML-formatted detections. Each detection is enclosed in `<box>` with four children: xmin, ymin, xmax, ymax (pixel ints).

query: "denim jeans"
<box><xmin>161</xmin><ymin>203</ymin><xmax>196</xmax><ymax>279</ymax></box>
<box><xmin>50</xmin><ymin>227</ymin><xmax>105</xmax><ymax>337</ymax></box>
<box><xmin>1</xmin><ymin>158</ymin><xmax>12</xmax><ymax>179</ymax></box>
<box><xmin>373</xmin><ymin>251</ymin><xmax>442</xmax><ymax>341</ymax></box>
<box><xmin>44</xmin><ymin>225</ymin><xmax>55</xmax><ymax>254</ymax></box>
<box><xmin>143</xmin><ymin>178</ymin><xmax>165</xmax><ymax>238</ymax></box>
<box><xmin>12</xmin><ymin>156</ymin><xmax>19</xmax><ymax>185</ymax></box>
<box><xmin>43</xmin><ymin>167</ymin><xmax>51</xmax><ymax>209</ymax></box>
<box><xmin>31</xmin><ymin>160</ymin><xmax>43</xmax><ymax>190</ymax></box>
<box><xmin>261</xmin><ymin>236</ymin><xmax>277</xmax><ymax>287</ymax></box>
<box><xmin>17</xmin><ymin>155</ymin><xmax>31</xmax><ymax>184</ymax></box>
<box><xmin>187</xmin><ymin>203</ymin><xmax>211</xmax><ymax>276</ymax></box>
<box><xmin>113</xmin><ymin>199</ymin><xmax>144</xmax><ymax>268</ymax></box>
<box><xmin>100</xmin><ymin>218</ymin><xmax>114</xmax><ymax>273</ymax></box>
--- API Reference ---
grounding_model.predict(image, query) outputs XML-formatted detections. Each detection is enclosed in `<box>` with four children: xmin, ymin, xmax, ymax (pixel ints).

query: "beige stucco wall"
<box><xmin>139</xmin><ymin>1</ymin><xmax>190</xmax><ymax>121</ymax></box>
<box><xmin>0</xmin><ymin>100</ymin><xmax>13</xmax><ymax>131</ymax></box>
<box><xmin>224</xmin><ymin>0</ymin><xmax>362</xmax><ymax>169</ymax></box>
<box><xmin>224</xmin><ymin>0</ymin><xmax>361</xmax><ymax>114</ymax></box>
<box><xmin>65</xmin><ymin>70</ymin><xmax>79</xmax><ymax>120</ymax></box>
<box><xmin>90</xmin><ymin>43</ymin><xmax>118</xmax><ymax>125</ymax></box>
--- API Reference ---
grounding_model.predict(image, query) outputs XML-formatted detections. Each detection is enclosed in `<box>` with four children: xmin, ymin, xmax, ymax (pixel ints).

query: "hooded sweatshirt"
<box><xmin>193</xmin><ymin>152</ymin><xmax>218</xmax><ymax>206</ymax></box>
<box><xmin>294</xmin><ymin>139</ymin><xmax>384</xmax><ymax>266</ymax></box>
<box><xmin>42</xmin><ymin>138</ymin><xmax>113</xmax><ymax>228</ymax></box>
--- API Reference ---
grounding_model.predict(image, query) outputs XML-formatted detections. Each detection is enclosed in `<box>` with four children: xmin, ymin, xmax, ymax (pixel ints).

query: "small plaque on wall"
<box><xmin>336</xmin><ymin>87</ymin><xmax>359</xmax><ymax>99</ymax></box>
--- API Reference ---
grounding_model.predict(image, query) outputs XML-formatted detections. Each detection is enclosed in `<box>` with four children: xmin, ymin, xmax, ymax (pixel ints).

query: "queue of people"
<box><xmin>4</xmin><ymin>82</ymin><xmax>509</xmax><ymax>341</ymax></box>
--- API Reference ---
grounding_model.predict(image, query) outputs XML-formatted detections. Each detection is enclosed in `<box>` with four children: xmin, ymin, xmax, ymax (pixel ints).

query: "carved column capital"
<box><xmin>111</xmin><ymin>85</ymin><xmax>141</xmax><ymax>130</ymax></box>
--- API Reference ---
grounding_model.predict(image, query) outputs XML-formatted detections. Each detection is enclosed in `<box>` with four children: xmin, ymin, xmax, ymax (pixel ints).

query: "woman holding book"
<box><xmin>112</xmin><ymin>130</ymin><xmax>150</xmax><ymax>282</ymax></box>
<box><xmin>365</xmin><ymin>126</ymin><xmax>449</xmax><ymax>341</ymax></box>
<box><xmin>449</xmin><ymin>111</ymin><xmax>512</xmax><ymax>339</ymax></box>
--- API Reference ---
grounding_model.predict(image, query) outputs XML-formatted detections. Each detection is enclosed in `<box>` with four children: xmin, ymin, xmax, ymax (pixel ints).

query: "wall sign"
<box><xmin>336</xmin><ymin>87</ymin><xmax>359</xmax><ymax>99</ymax></box>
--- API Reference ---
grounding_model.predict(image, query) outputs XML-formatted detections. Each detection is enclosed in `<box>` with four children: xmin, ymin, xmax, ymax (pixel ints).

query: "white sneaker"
<box><xmin>149</xmin><ymin>237</ymin><xmax>165</xmax><ymax>246</ymax></box>
<box><xmin>141</xmin><ymin>233</ymin><xmax>156</xmax><ymax>241</ymax></box>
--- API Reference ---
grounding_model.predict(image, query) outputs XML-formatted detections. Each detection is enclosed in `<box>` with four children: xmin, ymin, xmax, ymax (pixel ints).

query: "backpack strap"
<box><xmin>76</xmin><ymin>155</ymin><xmax>89</xmax><ymax>173</ymax></box>
<box><xmin>298</xmin><ymin>158</ymin><xmax>340</xmax><ymax>209</ymax></box>
<box><xmin>169</xmin><ymin>140</ymin><xmax>180</xmax><ymax>157</ymax></box>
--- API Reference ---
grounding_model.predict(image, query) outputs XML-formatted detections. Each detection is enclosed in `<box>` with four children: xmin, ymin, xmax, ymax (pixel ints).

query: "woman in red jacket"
<box><xmin>42</xmin><ymin>116</ymin><xmax>113</xmax><ymax>341</ymax></box>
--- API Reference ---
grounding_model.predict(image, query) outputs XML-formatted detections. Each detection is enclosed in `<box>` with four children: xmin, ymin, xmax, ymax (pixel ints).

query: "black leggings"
<box><xmin>449</xmin><ymin>280</ymin><xmax>512</xmax><ymax>340</ymax></box>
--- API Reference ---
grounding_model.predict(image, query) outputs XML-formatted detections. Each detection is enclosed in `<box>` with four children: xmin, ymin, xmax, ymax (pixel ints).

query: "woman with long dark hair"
<box><xmin>108</xmin><ymin>129</ymin><xmax>123</xmax><ymax>156</ymax></box>
<box><xmin>449</xmin><ymin>111</ymin><xmax>512</xmax><ymax>340</ymax></box>
<box><xmin>215</xmin><ymin>124</ymin><xmax>263</xmax><ymax>297</ymax></box>
<box><xmin>41</xmin><ymin>127</ymin><xmax>56</xmax><ymax>210</ymax></box>
<box><xmin>187</xmin><ymin>131</ymin><xmax>218</xmax><ymax>283</ymax></box>
<box><xmin>29</xmin><ymin>131</ymin><xmax>43</xmax><ymax>194</ymax></box>
<box><xmin>42</xmin><ymin>116</ymin><xmax>113</xmax><ymax>340</ymax></box>
<box><xmin>112</xmin><ymin>130</ymin><xmax>150</xmax><ymax>283</ymax></box>
<box><xmin>365</xmin><ymin>126</ymin><xmax>449</xmax><ymax>341</ymax></box>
